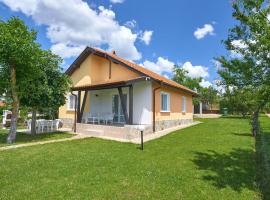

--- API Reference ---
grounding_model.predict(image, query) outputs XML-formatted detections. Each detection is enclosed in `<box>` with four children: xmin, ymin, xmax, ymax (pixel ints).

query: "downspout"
<box><xmin>71</xmin><ymin>91</ymin><xmax>77</xmax><ymax>133</ymax></box>
<box><xmin>152</xmin><ymin>86</ymin><xmax>161</xmax><ymax>132</ymax></box>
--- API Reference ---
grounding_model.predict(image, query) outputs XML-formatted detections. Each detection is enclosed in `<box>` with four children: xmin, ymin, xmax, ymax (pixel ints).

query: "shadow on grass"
<box><xmin>256</xmin><ymin>132</ymin><xmax>270</xmax><ymax>199</ymax></box>
<box><xmin>232</xmin><ymin>132</ymin><xmax>253</xmax><ymax>137</ymax></box>
<box><xmin>192</xmin><ymin>148</ymin><xmax>256</xmax><ymax>192</ymax></box>
<box><xmin>221</xmin><ymin>115</ymin><xmax>250</xmax><ymax>119</ymax></box>
<box><xmin>0</xmin><ymin>129</ymin><xmax>72</xmax><ymax>147</ymax></box>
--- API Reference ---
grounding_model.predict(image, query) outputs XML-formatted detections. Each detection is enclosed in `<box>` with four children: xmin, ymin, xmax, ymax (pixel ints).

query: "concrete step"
<box><xmin>77</xmin><ymin>129</ymin><xmax>104</xmax><ymax>136</ymax></box>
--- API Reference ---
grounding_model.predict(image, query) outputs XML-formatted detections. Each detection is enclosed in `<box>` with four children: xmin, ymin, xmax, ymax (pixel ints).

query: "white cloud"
<box><xmin>110</xmin><ymin>0</ymin><xmax>124</xmax><ymax>3</ymax></box>
<box><xmin>181</xmin><ymin>61</ymin><xmax>209</xmax><ymax>78</ymax></box>
<box><xmin>212</xmin><ymin>60</ymin><xmax>222</xmax><ymax>70</ymax></box>
<box><xmin>200</xmin><ymin>79</ymin><xmax>212</xmax><ymax>88</ymax></box>
<box><xmin>231</xmin><ymin>39</ymin><xmax>248</xmax><ymax>49</ymax></box>
<box><xmin>51</xmin><ymin>43</ymin><xmax>85</xmax><ymax>59</ymax></box>
<box><xmin>124</xmin><ymin>20</ymin><xmax>137</xmax><ymax>29</ymax></box>
<box><xmin>140</xmin><ymin>30</ymin><xmax>153</xmax><ymax>45</ymax></box>
<box><xmin>142</xmin><ymin>57</ymin><xmax>175</xmax><ymax>75</ymax></box>
<box><xmin>194</xmin><ymin>24</ymin><xmax>214</xmax><ymax>40</ymax></box>
<box><xmin>0</xmin><ymin>0</ymin><xmax>142</xmax><ymax>60</ymax></box>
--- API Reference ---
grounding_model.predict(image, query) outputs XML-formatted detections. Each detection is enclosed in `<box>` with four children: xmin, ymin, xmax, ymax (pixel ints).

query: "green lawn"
<box><xmin>0</xmin><ymin>117</ymin><xmax>268</xmax><ymax>199</ymax></box>
<box><xmin>0</xmin><ymin>129</ymin><xmax>74</xmax><ymax>147</ymax></box>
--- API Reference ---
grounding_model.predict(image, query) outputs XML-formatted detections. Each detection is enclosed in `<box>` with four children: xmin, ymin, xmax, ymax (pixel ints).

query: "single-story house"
<box><xmin>59</xmin><ymin>47</ymin><xmax>197</xmax><ymax>139</ymax></box>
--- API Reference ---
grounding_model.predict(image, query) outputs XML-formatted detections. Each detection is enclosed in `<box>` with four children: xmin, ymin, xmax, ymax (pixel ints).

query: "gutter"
<box><xmin>152</xmin><ymin>86</ymin><xmax>161</xmax><ymax>132</ymax></box>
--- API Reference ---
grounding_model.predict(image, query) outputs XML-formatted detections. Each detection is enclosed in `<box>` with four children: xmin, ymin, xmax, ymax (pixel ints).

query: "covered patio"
<box><xmin>71</xmin><ymin>76</ymin><xmax>153</xmax><ymax>138</ymax></box>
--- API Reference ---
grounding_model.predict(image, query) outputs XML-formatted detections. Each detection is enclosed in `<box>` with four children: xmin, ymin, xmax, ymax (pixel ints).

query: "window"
<box><xmin>161</xmin><ymin>92</ymin><xmax>170</xmax><ymax>112</ymax></box>
<box><xmin>182</xmin><ymin>96</ymin><xmax>186</xmax><ymax>112</ymax></box>
<box><xmin>67</xmin><ymin>95</ymin><xmax>76</xmax><ymax>110</ymax></box>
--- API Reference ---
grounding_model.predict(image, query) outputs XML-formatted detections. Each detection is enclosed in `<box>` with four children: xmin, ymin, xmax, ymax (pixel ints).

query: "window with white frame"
<box><xmin>161</xmin><ymin>92</ymin><xmax>170</xmax><ymax>112</ymax></box>
<box><xmin>67</xmin><ymin>94</ymin><xmax>76</xmax><ymax>110</ymax></box>
<box><xmin>182</xmin><ymin>96</ymin><xmax>186</xmax><ymax>112</ymax></box>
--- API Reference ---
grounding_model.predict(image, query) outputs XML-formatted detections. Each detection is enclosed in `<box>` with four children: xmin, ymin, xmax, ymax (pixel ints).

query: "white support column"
<box><xmin>199</xmin><ymin>102</ymin><xmax>203</xmax><ymax>115</ymax></box>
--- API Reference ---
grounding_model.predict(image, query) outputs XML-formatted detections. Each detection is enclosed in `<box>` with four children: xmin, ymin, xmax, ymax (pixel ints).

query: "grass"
<box><xmin>0</xmin><ymin>129</ymin><xmax>74</xmax><ymax>147</ymax></box>
<box><xmin>256</xmin><ymin>116</ymin><xmax>270</xmax><ymax>199</ymax></box>
<box><xmin>0</xmin><ymin>117</ymin><xmax>266</xmax><ymax>199</ymax></box>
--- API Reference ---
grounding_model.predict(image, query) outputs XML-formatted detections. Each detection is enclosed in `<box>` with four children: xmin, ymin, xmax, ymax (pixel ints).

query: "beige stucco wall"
<box><xmin>153</xmin><ymin>83</ymin><xmax>193</xmax><ymax>121</ymax></box>
<box><xmin>59</xmin><ymin>54</ymin><xmax>140</xmax><ymax>120</ymax></box>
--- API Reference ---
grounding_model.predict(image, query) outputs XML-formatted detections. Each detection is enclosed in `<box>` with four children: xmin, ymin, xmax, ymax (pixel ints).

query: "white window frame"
<box><xmin>182</xmin><ymin>96</ymin><xmax>186</xmax><ymax>113</ymax></box>
<box><xmin>67</xmin><ymin>94</ymin><xmax>76</xmax><ymax>111</ymax></box>
<box><xmin>160</xmin><ymin>91</ymin><xmax>170</xmax><ymax>112</ymax></box>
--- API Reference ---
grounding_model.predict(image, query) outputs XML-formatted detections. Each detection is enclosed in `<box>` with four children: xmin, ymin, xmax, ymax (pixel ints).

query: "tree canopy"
<box><xmin>0</xmin><ymin>17</ymin><xmax>70</xmax><ymax>141</ymax></box>
<box><xmin>216</xmin><ymin>0</ymin><xmax>270</xmax><ymax>136</ymax></box>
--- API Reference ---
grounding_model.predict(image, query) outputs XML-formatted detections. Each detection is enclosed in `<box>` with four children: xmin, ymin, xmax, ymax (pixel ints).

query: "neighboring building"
<box><xmin>59</xmin><ymin>47</ymin><xmax>197</xmax><ymax>137</ymax></box>
<box><xmin>0</xmin><ymin>101</ymin><xmax>5</xmax><ymax>107</ymax></box>
<box><xmin>194</xmin><ymin>102</ymin><xmax>220</xmax><ymax>114</ymax></box>
<box><xmin>0</xmin><ymin>97</ymin><xmax>5</xmax><ymax>107</ymax></box>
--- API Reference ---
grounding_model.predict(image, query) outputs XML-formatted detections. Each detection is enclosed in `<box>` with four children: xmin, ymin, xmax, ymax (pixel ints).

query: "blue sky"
<box><xmin>0</xmin><ymin>0</ymin><xmax>236</xmax><ymax>88</ymax></box>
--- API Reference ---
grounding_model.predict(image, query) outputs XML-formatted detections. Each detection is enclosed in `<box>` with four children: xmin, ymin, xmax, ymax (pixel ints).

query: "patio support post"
<box><xmin>78</xmin><ymin>91</ymin><xmax>88</xmax><ymax>123</ymax></box>
<box><xmin>128</xmin><ymin>84</ymin><xmax>133</xmax><ymax>125</ymax></box>
<box><xmin>118</xmin><ymin>87</ymin><xmax>129</xmax><ymax>124</ymax></box>
<box><xmin>76</xmin><ymin>91</ymin><xmax>81</xmax><ymax>123</ymax></box>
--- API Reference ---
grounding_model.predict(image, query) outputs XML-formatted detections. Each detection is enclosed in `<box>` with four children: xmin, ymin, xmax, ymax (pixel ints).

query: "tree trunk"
<box><xmin>7</xmin><ymin>65</ymin><xmax>19</xmax><ymax>144</ymax></box>
<box><xmin>31</xmin><ymin>109</ymin><xmax>37</xmax><ymax>135</ymax></box>
<box><xmin>251</xmin><ymin>109</ymin><xmax>260</xmax><ymax>137</ymax></box>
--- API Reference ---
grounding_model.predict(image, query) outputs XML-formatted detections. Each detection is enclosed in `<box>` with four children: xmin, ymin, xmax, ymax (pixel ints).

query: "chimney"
<box><xmin>112</xmin><ymin>50</ymin><xmax>116</xmax><ymax>55</ymax></box>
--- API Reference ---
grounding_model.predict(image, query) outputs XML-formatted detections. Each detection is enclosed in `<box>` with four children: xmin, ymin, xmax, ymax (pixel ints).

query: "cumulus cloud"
<box><xmin>200</xmin><ymin>79</ymin><xmax>212</xmax><ymax>88</ymax></box>
<box><xmin>140</xmin><ymin>30</ymin><xmax>153</xmax><ymax>45</ymax></box>
<box><xmin>181</xmin><ymin>61</ymin><xmax>209</xmax><ymax>78</ymax></box>
<box><xmin>124</xmin><ymin>20</ymin><xmax>137</xmax><ymax>29</ymax></box>
<box><xmin>110</xmin><ymin>0</ymin><xmax>124</xmax><ymax>3</ymax></box>
<box><xmin>212</xmin><ymin>60</ymin><xmax>222</xmax><ymax>70</ymax></box>
<box><xmin>142</xmin><ymin>57</ymin><xmax>175</xmax><ymax>75</ymax></box>
<box><xmin>0</xmin><ymin>0</ymin><xmax>143</xmax><ymax>60</ymax></box>
<box><xmin>194</xmin><ymin>24</ymin><xmax>214</xmax><ymax>40</ymax></box>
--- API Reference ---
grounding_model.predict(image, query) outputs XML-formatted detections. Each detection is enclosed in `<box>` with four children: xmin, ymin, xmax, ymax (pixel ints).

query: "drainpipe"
<box><xmin>71</xmin><ymin>91</ymin><xmax>77</xmax><ymax>133</ymax></box>
<box><xmin>152</xmin><ymin>86</ymin><xmax>161</xmax><ymax>132</ymax></box>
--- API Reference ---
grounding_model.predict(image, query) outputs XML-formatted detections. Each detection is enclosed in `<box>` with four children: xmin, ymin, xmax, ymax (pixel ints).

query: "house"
<box><xmin>0</xmin><ymin>97</ymin><xmax>5</xmax><ymax>107</ymax></box>
<box><xmin>59</xmin><ymin>47</ymin><xmax>197</xmax><ymax>139</ymax></box>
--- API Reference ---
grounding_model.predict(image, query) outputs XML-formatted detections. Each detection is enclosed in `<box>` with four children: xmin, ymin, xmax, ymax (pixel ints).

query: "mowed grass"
<box><xmin>256</xmin><ymin>116</ymin><xmax>270</xmax><ymax>199</ymax></box>
<box><xmin>0</xmin><ymin>129</ymin><xmax>74</xmax><ymax>147</ymax></box>
<box><xmin>0</xmin><ymin>117</ymin><xmax>263</xmax><ymax>199</ymax></box>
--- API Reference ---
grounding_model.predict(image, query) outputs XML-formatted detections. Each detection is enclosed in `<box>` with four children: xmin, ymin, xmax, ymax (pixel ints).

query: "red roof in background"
<box><xmin>0</xmin><ymin>101</ymin><xmax>5</xmax><ymax>107</ymax></box>
<box><xmin>66</xmin><ymin>47</ymin><xmax>197</xmax><ymax>96</ymax></box>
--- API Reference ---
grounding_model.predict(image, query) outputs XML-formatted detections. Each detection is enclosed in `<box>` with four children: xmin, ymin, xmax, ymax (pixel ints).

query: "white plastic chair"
<box><xmin>103</xmin><ymin>113</ymin><xmax>114</xmax><ymax>125</ymax></box>
<box><xmin>54</xmin><ymin>119</ymin><xmax>61</xmax><ymax>130</ymax></box>
<box><xmin>27</xmin><ymin>119</ymin><xmax>32</xmax><ymax>131</ymax></box>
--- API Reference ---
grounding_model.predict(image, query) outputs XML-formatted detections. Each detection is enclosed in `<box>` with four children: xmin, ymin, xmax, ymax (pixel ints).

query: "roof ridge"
<box><xmin>92</xmin><ymin>47</ymin><xmax>196</xmax><ymax>94</ymax></box>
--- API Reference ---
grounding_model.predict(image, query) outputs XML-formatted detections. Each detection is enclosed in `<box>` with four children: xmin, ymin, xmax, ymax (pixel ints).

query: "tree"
<box><xmin>0</xmin><ymin>17</ymin><xmax>41</xmax><ymax>143</ymax></box>
<box><xmin>220</xmin><ymin>87</ymin><xmax>250</xmax><ymax>116</ymax></box>
<box><xmin>20</xmin><ymin>50</ymin><xmax>70</xmax><ymax>135</ymax></box>
<box><xmin>216</xmin><ymin>0</ymin><xmax>270</xmax><ymax>136</ymax></box>
<box><xmin>200</xmin><ymin>86</ymin><xmax>218</xmax><ymax>110</ymax></box>
<box><xmin>173</xmin><ymin>66</ymin><xmax>202</xmax><ymax>92</ymax></box>
<box><xmin>173</xmin><ymin>66</ymin><xmax>219</xmax><ymax>107</ymax></box>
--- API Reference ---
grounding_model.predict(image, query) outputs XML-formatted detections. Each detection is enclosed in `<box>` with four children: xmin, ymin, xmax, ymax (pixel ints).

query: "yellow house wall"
<box><xmin>153</xmin><ymin>83</ymin><xmax>193</xmax><ymax>121</ymax></box>
<box><xmin>59</xmin><ymin>54</ymin><xmax>140</xmax><ymax>120</ymax></box>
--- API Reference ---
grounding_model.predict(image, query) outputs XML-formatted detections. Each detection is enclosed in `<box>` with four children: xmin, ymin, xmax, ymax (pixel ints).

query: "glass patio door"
<box><xmin>112</xmin><ymin>94</ymin><xmax>127</xmax><ymax>123</ymax></box>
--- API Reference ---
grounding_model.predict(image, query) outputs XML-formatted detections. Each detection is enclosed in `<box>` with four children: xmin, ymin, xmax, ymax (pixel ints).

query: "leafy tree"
<box><xmin>173</xmin><ymin>66</ymin><xmax>202</xmax><ymax>92</ymax></box>
<box><xmin>220</xmin><ymin>87</ymin><xmax>250</xmax><ymax>116</ymax></box>
<box><xmin>200</xmin><ymin>86</ymin><xmax>218</xmax><ymax>110</ymax></box>
<box><xmin>20</xmin><ymin>50</ymin><xmax>71</xmax><ymax>134</ymax></box>
<box><xmin>0</xmin><ymin>17</ymin><xmax>71</xmax><ymax>141</ymax></box>
<box><xmin>216</xmin><ymin>0</ymin><xmax>270</xmax><ymax>136</ymax></box>
<box><xmin>173</xmin><ymin>66</ymin><xmax>219</xmax><ymax>107</ymax></box>
<box><xmin>0</xmin><ymin>17</ymin><xmax>41</xmax><ymax>143</ymax></box>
